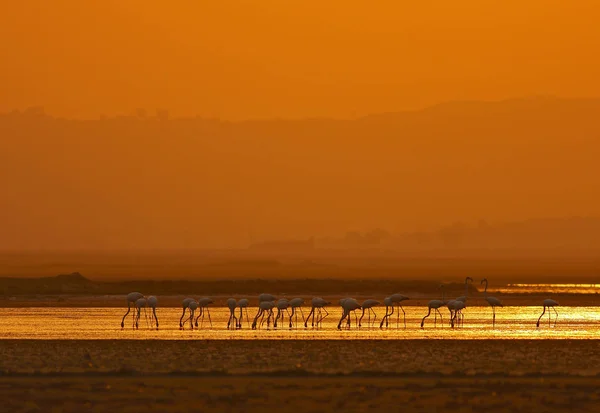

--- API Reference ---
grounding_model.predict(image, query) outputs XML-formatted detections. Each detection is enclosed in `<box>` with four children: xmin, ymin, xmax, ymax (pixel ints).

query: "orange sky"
<box><xmin>1</xmin><ymin>0</ymin><xmax>600</xmax><ymax>120</ymax></box>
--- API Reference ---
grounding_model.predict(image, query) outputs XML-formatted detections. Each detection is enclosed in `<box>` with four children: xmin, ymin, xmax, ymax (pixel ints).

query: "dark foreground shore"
<box><xmin>2</xmin><ymin>340</ymin><xmax>600</xmax><ymax>412</ymax></box>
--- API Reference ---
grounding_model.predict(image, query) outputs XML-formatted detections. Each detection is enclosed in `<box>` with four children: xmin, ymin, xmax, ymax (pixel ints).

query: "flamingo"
<box><xmin>179</xmin><ymin>298</ymin><xmax>195</xmax><ymax>329</ymax></box>
<box><xmin>452</xmin><ymin>300</ymin><xmax>466</xmax><ymax>328</ymax></box>
<box><xmin>481</xmin><ymin>278</ymin><xmax>503</xmax><ymax>327</ymax></box>
<box><xmin>390</xmin><ymin>293</ymin><xmax>409</xmax><ymax>328</ymax></box>
<box><xmin>289</xmin><ymin>297</ymin><xmax>305</xmax><ymax>328</ymax></box>
<box><xmin>421</xmin><ymin>285</ymin><xmax>445</xmax><ymax>328</ymax></box>
<box><xmin>537</xmin><ymin>299</ymin><xmax>559</xmax><ymax>328</ymax></box>
<box><xmin>194</xmin><ymin>297</ymin><xmax>214</xmax><ymax>328</ymax></box>
<box><xmin>121</xmin><ymin>292</ymin><xmax>144</xmax><ymax>328</ymax></box>
<box><xmin>252</xmin><ymin>301</ymin><xmax>275</xmax><ymax>329</ymax></box>
<box><xmin>134</xmin><ymin>297</ymin><xmax>147</xmax><ymax>330</ymax></box>
<box><xmin>236</xmin><ymin>298</ymin><xmax>250</xmax><ymax>329</ymax></box>
<box><xmin>338</xmin><ymin>298</ymin><xmax>361</xmax><ymax>330</ymax></box>
<box><xmin>184</xmin><ymin>300</ymin><xmax>199</xmax><ymax>330</ymax></box>
<box><xmin>454</xmin><ymin>277</ymin><xmax>473</xmax><ymax>326</ymax></box>
<box><xmin>304</xmin><ymin>297</ymin><xmax>330</xmax><ymax>328</ymax></box>
<box><xmin>147</xmin><ymin>296</ymin><xmax>159</xmax><ymax>330</ymax></box>
<box><xmin>226</xmin><ymin>298</ymin><xmax>238</xmax><ymax>329</ymax></box>
<box><xmin>359</xmin><ymin>299</ymin><xmax>380</xmax><ymax>327</ymax></box>
<box><xmin>379</xmin><ymin>297</ymin><xmax>394</xmax><ymax>328</ymax></box>
<box><xmin>258</xmin><ymin>293</ymin><xmax>276</xmax><ymax>303</ymax></box>
<box><xmin>455</xmin><ymin>277</ymin><xmax>474</xmax><ymax>303</ymax></box>
<box><xmin>274</xmin><ymin>298</ymin><xmax>290</xmax><ymax>328</ymax></box>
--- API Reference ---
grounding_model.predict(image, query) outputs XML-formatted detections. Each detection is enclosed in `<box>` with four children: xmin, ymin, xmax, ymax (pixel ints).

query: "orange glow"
<box><xmin>1</xmin><ymin>1</ymin><xmax>599</xmax><ymax>119</ymax></box>
<box><xmin>1</xmin><ymin>1</ymin><xmax>600</xmax><ymax>251</ymax></box>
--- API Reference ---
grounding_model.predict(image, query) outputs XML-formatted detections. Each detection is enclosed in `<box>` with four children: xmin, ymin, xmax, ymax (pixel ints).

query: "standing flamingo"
<box><xmin>452</xmin><ymin>300</ymin><xmax>466</xmax><ymax>328</ymax></box>
<box><xmin>258</xmin><ymin>293</ymin><xmax>276</xmax><ymax>303</ymax></box>
<box><xmin>237</xmin><ymin>298</ymin><xmax>250</xmax><ymax>329</ymax></box>
<box><xmin>537</xmin><ymin>299</ymin><xmax>559</xmax><ymax>328</ymax></box>
<box><xmin>226</xmin><ymin>298</ymin><xmax>238</xmax><ymax>329</ymax></box>
<box><xmin>454</xmin><ymin>277</ymin><xmax>473</xmax><ymax>326</ymax></box>
<box><xmin>147</xmin><ymin>296</ymin><xmax>159</xmax><ymax>330</ymax></box>
<box><xmin>289</xmin><ymin>298</ymin><xmax>305</xmax><ymax>328</ymax></box>
<box><xmin>179</xmin><ymin>297</ymin><xmax>195</xmax><ymax>329</ymax></box>
<box><xmin>304</xmin><ymin>297</ymin><xmax>330</xmax><ymax>328</ymax></box>
<box><xmin>274</xmin><ymin>298</ymin><xmax>290</xmax><ymax>328</ymax></box>
<box><xmin>359</xmin><ymin>299</ymin><xmax>380</xmax><ymax>327</ymax></box>
<box><xmin>121</xmin><ymin>292</ymin><xmax>144</xmax><ymax>328</ymax></box>
<box><xmin>390</xmin><ymin>293</ymin><xmax>409</xmax><ymax>328</ymax></box>
<box><xmin>194</xmin><ymin>297</ymin><xmax>214</xmax><ymax>328</ymax></box>
<box><xmin>481</xmin><ymin>278</ymin><xmax>503</xmax><ymax>327</ymax></box>
<box><xmin>337</xmin><ymin>298</ymin><xmax>361</xmax><ymax>330</ymax></box>
<box><xmin>421</xmin><ymin>285</ymin><xmax>445</xmax><ymax>328</ymax></box>
<box><xmin>379</xmin><ymin>297</ymin><xmax>394</xmax><ymax>328</ymax></box>
<box><xmin>252</xmin><ymin>301</ymin><xmax>275</xmax><ymax>329</ymax></box>
<box><xmin>185</xmin><ymin>300</ymin><xmax>199</xmax><ymax>330</ymax></box>
<box><xmin>134</xmin><ymin>297</ymin><xmax>147</xmax><ymax>330</ymax></box>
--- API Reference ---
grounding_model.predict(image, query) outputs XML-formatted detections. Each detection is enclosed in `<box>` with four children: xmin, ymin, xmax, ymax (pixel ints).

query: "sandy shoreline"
<box><xmin>2</xmin><ymin>340</ymin><xmax>600</xmax><ymax>412</ymax></box>
<box><xmin>3</xmin><ymin>340</ymin><xmax>600</xmax><ymax>376</ymax></box>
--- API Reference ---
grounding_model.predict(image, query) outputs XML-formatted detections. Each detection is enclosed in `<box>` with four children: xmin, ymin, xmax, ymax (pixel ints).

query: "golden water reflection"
<box><xmin>0</xmin><ymin>306</ymin><xmax>599</xmax><ymax>340</ymax></box>
<box><xmin>490</xmin><ymin>284</ymin><xmax>600</xmax><ymax>294</ymax></box>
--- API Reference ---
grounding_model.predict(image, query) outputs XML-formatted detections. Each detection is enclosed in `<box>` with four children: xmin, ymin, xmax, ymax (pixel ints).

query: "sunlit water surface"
<box><xmin>1</xmin><ymin>306</ymin><xmax>599</xmax><ymax>339</ymax></box>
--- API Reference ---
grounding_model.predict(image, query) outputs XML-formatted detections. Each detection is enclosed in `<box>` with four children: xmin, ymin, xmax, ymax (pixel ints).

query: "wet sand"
<box><xmin>2</xmin><ymin>340</ymin><xmax>600</xmax><ymax>412</ymax></box>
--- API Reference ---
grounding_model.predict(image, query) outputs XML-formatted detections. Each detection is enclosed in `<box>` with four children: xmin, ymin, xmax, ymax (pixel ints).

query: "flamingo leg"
<box><xmin>121</xmin><ymin>303</ymin><xmax>131</xmax><ymax>328</ymax></box>
<box><xmin>227</xmin><ymin>311</ymin><xmax>232</xmax><ymax>329</ymax></box>
<box><xmin>371</xmin><ymin>308</ymin><xmax>377</xmax><ymax>326</ymax></box>
<box><xmin>492</xmin><ymin>306</ymin><xmax>496</xmax><ymax>327</ymax></box>
<box><xmin>207</xmin><ymin>308</ymin><xmax>213</xmax><ymax>327</ymax></box>
<box><xmin>421</xmin><ymin>307</ymin><xmax>431</xmax><ymax>328</ymax></box>
<box><xmin>337</xmin><ymin>310</ymin><xmax>346</xmax><ymax>330</ymax></box>
<box><xmin>536</xmin><ymin>306</ymin><xmax>546</xmax><ymax>328</ymax></box>
<box><xmin>179</xmin><ymin>308</ymin><xmax>187</xmax><ymax>329</ymax></box>
<box><xmin>400</xmin><ymin>305</ymin><xmax>406</xmax><ymax>328</ymax></box>
<box><xmin>359</xmin><ymin>308</ymin><xmax>366</xmax><ymax>327</ymax></box>
<box><xmin>320</xmin><ymin>308</ymin><xmax>329</xmax><ymax>326</ymax></box>
<box><xmin>195</xmin><ymin>308</ymin><xmax>202</xmax><ymax>327</ymax></box>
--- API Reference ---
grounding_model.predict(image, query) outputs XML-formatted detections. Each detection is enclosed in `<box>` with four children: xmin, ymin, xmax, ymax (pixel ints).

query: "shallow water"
<box><xmin>1</xmin><ymin>305</ymin><xmax>599</xmax><ymax>339</ymax></box>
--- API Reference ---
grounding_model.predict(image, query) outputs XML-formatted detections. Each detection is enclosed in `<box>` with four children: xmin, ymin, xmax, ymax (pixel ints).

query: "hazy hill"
<box><xmin>1</xmin><ymin>97</ymin><xmax>599</xmax><ymax>250</ymax></box>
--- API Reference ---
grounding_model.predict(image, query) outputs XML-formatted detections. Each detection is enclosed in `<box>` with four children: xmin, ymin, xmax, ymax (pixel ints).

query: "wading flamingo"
<box><xmin>258</xmin><ymin>293</ymin><xmax>277</xmax><ymax>303</ymax></box>
<box><xmin>289</xmin><ymin>298</ymin><xmax>305</xmax><ymax>328</ymax></box>
<box><xmin>252</xmin><ymin>300</ymin><xmax>275</xmax><ymax>329</ymax></box>
<box><xmin>226</xmin><ymin>298</ymin><xmax>238</xmax><ymax>329</ymax></box>
<box><xmin>237</xmin><ymin>298</ymin><xmax>250</xmax><ymax>329</ymax></box>
<box><xmin>481</xmin><ymin>278</ymin><xmax>503</xmax><ymax>327</ymax></box>
<box><xmin>304</xmin><ymin>297</ymin><xmax>330</xmax><ymax>328</ymax></box>
<box><xmin>359</xmin><ymin>299</ymin><xmax>380</xmax><ymax>327</ymax></box>
<box><xmin>390</xmin><ymin>293</ymin><xmax>409</xmax><ymax>328</ymax></box>
<box><xmin>379</xmin><ymin>297</ymin><xmax>394</xmax><ymax>328</ymax></box>
<box><xmin>454</xmin><ymin>277</ymin><xmax>473</xmax><ymax>326</ymax></box>
<box><xmin>179</xmin><ymin>297</ymin><xmax>195</xmax><ymax>329</ymax></box>
<box><xmin>338</xmin><ymin>298</ymin><xmax>361</xmax><ymax>330</ymax></box>
<box><xmin>121</xmin><ymin>292</ymin><xmax>144</xmax><ymax>328</ymax></box>
<box><xmin>452</xmin><ymin>300</ymin><xmax>466</xmax><ymax>328</ymax></box>
<box><xmin>274</xmin><ymin>298</ymin><xmax>290</xmax><ymax>328</ymax></box>
<box><xmin>194</xmin><ymin>297</ymin><xmax>214</xmax><ymax>328</ymax></box>
<box><xmin>134</xmin><ymin>297</ymin><xmax>147</xmax><ymax>330</ymax></box>
<box><xmin>421</xmin><ymin>285</ymin><xmax>445</xmax><ymax>328</ymax></box>
<box><xmin>537</xmin><ymin>299</ymin><xmax>559</xmax><ymax>328</ymax></box>
<box><xmin>147</xmin><ymin>296</ymin><xmax>159</xmax><ymax>330</ymax></box>
<box><xmin>185</xmin><ymin>300</ymin><xmax>199</xmax><ymax>330</ymax></box>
